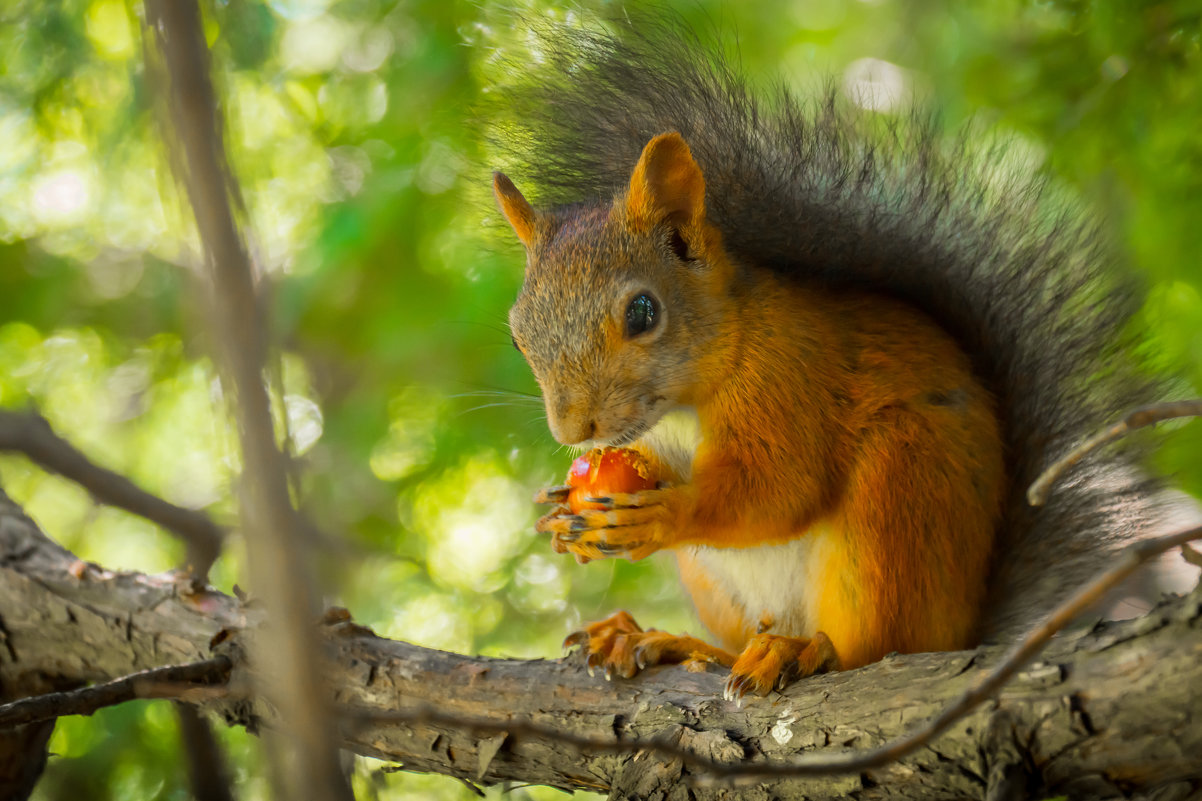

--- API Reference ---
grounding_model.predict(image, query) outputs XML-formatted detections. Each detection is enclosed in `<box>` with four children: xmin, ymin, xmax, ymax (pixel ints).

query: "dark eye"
<box><xmin>624</xmin><ymin>293</ymin><xmax>659</xmax><ymax>338</ymax></box>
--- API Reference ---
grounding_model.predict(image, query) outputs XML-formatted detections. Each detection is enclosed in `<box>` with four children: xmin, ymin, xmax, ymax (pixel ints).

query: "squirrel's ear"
<box><xmin>626</xmin><ymin>132</ymin><xmax>705</xmax><ymax>235</ymax></box>
<box><xmin>493</xmin><ymin>172</ymin><xmax>538</xmax><ymax>248</ymax></box>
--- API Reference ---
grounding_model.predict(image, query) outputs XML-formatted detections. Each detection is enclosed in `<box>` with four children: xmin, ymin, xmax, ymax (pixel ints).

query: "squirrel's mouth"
<box><xmin>602</xmin><ymin>419</ymin><xmax>652</xmax><ymax>448</ymax></box>
<box><xmin>603</xmin><ymin>409</ymin><xmax>672</xmax><ymax>447</ymax></box>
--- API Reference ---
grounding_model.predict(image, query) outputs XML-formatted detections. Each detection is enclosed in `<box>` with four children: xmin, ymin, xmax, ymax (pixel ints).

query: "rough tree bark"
<box><xmin>0</xmin><ymin>487</ymin><xmax>1199</xmax><ymax>801</ymax></box>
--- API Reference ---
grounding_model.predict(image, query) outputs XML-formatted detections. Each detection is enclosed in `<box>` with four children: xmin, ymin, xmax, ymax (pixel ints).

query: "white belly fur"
<box><xmin>683</xmin><ymin>535</ymin><xmax>829</xmax><ymax>639</ymax></box>
<box><xmin>640</xmin><ymin>408</ymin><xmax>827</xmax><ymax>639</ymax></box>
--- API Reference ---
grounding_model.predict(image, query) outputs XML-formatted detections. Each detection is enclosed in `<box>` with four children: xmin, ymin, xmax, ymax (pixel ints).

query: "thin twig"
<box><xmin>351</xmin><ymin>527</ymin><xmax>1202</xmax><ymax>783</ymax></box>
<box><xmin>0</xmin><ymin>409</ymin><xmax>224</xmax><ymax>579</ymax></box>
<box><xmin>0</xmin><ymin>657</ymin><xmax>230</xmax><ymax>729</ymax></box>
<box><xmin>1028</xmin><ymin>399</ymin><xmax>1202</xmax><ymax>506</ymax></box>
<box><xmin>142</xmin><ymin>2</ymin><xmax>350</xmax><ymax>799</ymax></box>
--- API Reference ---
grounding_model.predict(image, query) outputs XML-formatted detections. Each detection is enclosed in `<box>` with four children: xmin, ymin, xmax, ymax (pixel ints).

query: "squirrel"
<box><xmin>489</xmin><ymin>18</ymin><xmax>1171</xmax><ymax>700</ymax></box>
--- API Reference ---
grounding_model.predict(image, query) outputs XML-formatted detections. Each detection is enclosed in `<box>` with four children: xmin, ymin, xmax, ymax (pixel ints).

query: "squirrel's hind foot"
<box><xmin>564</xmin><ymin>610</ymin><xmax>735</xmax><ymax>680</ymax></box>
<box><xmin>724</xmin><ymin>632</ymin><xmax>841</xmax><ymax>703</ymax></box>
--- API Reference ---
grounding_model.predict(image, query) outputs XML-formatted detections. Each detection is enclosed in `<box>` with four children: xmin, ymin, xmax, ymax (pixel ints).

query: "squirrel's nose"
<box><xmin>549</xmin><ymin>415</ymin><xmax>597</xmax><ymax>446</ymax></box>
<box><xmin>545</xmin><ymin>388</ymin><xmax>598</xmax><ymax>444</ymax></box>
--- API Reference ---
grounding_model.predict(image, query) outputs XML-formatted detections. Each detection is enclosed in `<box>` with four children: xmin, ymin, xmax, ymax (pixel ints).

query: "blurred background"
<box><xmin>1</xmin><ymin>0</ymin><xmax>1199</xmax><ymax>798</ymax></box>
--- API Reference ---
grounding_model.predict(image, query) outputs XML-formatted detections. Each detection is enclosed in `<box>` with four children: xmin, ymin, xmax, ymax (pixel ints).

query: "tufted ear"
<box><xmin>493</xmin><ymin>172</ymin><xmax>538</xmax><ymax>248</ymax></box>
<box><xmin>625</xmin><ymin>132</ymin><xmax>706</xmax><ymax>237</ymax></box>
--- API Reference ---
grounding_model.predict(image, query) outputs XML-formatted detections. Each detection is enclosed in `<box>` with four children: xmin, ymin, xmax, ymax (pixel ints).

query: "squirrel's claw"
<box><xmin>535</xmin><ymin>511</ymin><xmax>570</xmax><ymax>543</ymax></box>
<box><xmin>533</xmin><ymin>484</ymin><xmax>572</xmax><ymax>504</ymax></box>
<box><xmin>563</xmin><ymin>629</ymin><xmax>588</xmax><ymax>651</ymax></box>
<box><xmin>535</xmin><ymin>511</ymin><xmax>579</xmax><ymax>536</ymax></box>
<box><xmin>722</xmin><ymin>671</ymin><xmax>754</xmax><ymax>705</ymax></box>
<box><xmin>536</xmin><ymin>510</ymin><xmax>597</xmax><ymax>559</ymax></box>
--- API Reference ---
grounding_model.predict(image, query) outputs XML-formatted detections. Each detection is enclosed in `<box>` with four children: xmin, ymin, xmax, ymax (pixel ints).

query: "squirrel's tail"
<box><xmin>490</xmin><ymin>16</ymin><xmax>1181</xmax><ymax>638</ymax></box>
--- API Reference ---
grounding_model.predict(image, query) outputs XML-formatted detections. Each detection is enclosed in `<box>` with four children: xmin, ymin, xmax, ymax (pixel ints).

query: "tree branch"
<box><xmin>2</xmin><ymin>487</ymin><xmax>1200</xmax><ymax>800</ymax></box>
<box><xmin>1029</xmin><ymin>399</ymin><xmax>1202</xmax><ymax>505</ymax></box>
<box><xmin>0</xmin><ymin>409</ymin><xmax>223</xmax><ymax>579</ymax></box>
<box><xmin>336</xmin><ymin>515</ymin><xmax>1201</xmax><ymax>787</ymax></box>
<box><xmin>0</xmin><ymin>658</ymin><xmax>230</xmax><ymax>728</ymax></box>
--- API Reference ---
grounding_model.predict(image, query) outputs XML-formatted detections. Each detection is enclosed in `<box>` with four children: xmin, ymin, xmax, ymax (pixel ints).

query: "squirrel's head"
<box><xmin>494</xmin><ymin>132</ymin><xmax>735</xmax><ymax>446</ymax></box>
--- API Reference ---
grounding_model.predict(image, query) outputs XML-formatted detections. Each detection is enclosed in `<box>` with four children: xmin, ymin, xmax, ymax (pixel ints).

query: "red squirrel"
<box><xmin>491</xmin><ymin>21</ymin><xmax>1170</xmax><ymax>700</ymax></box>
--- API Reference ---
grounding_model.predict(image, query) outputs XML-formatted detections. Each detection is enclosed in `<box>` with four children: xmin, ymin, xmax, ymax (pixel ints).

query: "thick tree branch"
<box><xmin>1</xmin><ymin>488</ymin><xmax>1200</xmax><ymax>800</ymax></box>
<box><xmin>336</xmin><ymin>501</ymin><xmax>1202</xmax><ymax>790</ymax></box>
<box><xmin>0</xmin><ymin>409</ymin><xmax>223</xmax><ymax>578</ymax></box>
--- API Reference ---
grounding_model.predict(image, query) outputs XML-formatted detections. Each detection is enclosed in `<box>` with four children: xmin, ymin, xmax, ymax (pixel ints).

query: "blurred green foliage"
<box><xmin>0</xmin><ymin>0</ymin><xmax>1198</xmax><ymax>798</ymax></box>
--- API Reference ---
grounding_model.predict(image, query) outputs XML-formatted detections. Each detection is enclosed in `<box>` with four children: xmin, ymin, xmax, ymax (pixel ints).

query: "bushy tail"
<box><xmin>490</xmin><ymin>15</ymin><xmax>1174</xmax><ymax>638</ymax></box>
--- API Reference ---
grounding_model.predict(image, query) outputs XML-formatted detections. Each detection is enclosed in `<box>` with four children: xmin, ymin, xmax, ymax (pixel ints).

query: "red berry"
<box><xmin>565</xmin><ymin>448</ymin><xmax>656</xmax><ymax>513</ymax></box>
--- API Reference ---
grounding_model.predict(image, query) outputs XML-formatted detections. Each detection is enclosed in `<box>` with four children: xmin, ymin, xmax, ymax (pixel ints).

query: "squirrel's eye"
<box><xmin>624</xmin><ymin>293</ymin><xmax>659</xmax><ymax>338</ymax></box>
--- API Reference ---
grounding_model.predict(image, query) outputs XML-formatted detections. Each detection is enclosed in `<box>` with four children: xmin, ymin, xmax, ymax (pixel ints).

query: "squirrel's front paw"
<box><xmin>535</xmin><ymin>487</ymin><xmax>675</xmax><ymax>562</ymax></box>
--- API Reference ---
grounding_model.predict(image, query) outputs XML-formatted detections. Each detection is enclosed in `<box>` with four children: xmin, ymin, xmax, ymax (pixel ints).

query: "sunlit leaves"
<box><xmin>84</xmin><ymin>0</ymin><xmax>135</xmax><ymax>61</ymax></box>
